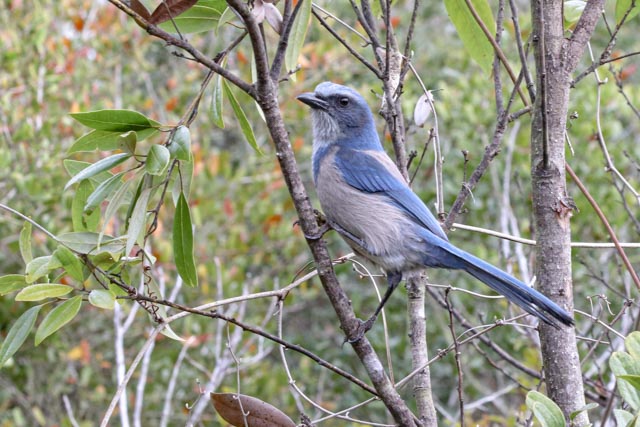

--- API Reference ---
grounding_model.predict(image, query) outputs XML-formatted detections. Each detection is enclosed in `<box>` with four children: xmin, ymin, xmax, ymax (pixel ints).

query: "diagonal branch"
<box><xmin>107</xmin><ymin>0</ymin><xmax>254</xmax><ymax>96</ymax></box>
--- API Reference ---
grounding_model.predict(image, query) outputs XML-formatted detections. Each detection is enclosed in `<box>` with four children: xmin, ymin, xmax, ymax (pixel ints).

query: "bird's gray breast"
<box><xmin>314</xmin><ymin>148</ymin><xmax>426</xmax><ymax>273</ymax></box>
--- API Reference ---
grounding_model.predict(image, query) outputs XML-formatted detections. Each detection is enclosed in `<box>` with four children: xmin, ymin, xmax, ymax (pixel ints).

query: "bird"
<box><xmin>297</xmin><ymin>81</ymin><xmax>574</xmax><ymax>338</ymax></box>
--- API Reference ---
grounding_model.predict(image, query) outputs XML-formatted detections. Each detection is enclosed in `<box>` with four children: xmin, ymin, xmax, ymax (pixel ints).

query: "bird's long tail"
<box><xmin>439</xmin><ymin>241</ymin><xmax>574</xmax><ymax>327</ymax></box>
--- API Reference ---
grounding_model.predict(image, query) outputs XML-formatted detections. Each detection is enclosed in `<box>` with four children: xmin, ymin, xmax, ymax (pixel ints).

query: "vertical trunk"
<box><xmin>530</xmin><ymin>1</ymin><xmax>588</xmax><ymax>425</ymax></box>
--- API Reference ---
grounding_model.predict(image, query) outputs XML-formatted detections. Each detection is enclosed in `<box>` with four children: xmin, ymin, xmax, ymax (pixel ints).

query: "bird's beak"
<box><xmin>296</xmin><ymin>92</ymin><xmax>329</xmax><ymax>110</ymax></box>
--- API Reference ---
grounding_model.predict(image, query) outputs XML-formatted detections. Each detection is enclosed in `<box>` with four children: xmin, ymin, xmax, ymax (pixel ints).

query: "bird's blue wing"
<box><xmin>334</xmin><ymin>147</ymin><xmax>448</xmax><ymax>241</ymax></box>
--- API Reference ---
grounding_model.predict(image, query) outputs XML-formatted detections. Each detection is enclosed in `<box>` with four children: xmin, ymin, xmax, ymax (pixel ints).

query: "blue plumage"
<box><xmin>297</xmin><ymin>82</ymin><xmax>574</xmax><ymax>334</ymax></box>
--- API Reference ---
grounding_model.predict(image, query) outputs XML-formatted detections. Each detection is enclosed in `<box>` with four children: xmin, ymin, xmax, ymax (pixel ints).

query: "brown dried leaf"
<box><xmin>130</xmin><ymin>0</ymin><xmax>151</xmax><ymax>20</ymax></box>
<box><xmin>149</xmin><ymin>0</ymin><xmax>199</xmax><ymax>25</ymax></box>
<box><xmin>210</xmin><ymin>392</ymin><xmax>296</xmax><ymax>427</ymax></box>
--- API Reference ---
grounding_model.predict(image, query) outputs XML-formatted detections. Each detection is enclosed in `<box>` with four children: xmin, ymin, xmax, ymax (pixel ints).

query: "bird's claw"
<box><xmin>303</xmin><ymin>222</ymin><xmax>330</xmax><ymax>240</ymax></box>
<box><xmin>343</xmin><ymin>316</ymin><xmax>377</xmax><ymax>345</ymax></box>
<box><xmin>294</xmin><ymin>209</ymin><xmax>331</xmax><ymax>240</ymax></box>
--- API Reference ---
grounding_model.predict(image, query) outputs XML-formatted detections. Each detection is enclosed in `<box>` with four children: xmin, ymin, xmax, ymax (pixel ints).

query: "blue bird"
<box><xmin>297</xmin><ymin>82</ymin><xmax>574</xmax><ymax>336</ymax></box>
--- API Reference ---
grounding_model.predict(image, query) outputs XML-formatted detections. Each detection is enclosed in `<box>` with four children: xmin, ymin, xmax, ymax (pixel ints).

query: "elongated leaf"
<box><xmin>158</xmin><ymin>0</ymin><xmax>226</xmax><ymax>34</ymax></box>
<box><xmin>35</xmin><ymin>296</ymin><xmax>83</xmax><ymax>346</ymax></box>
<box><xmin>0</xmin><ymin>275</ymin><xmax>28</xmax><ymax>296</ymax></box>
<box><xmin>64</xmin><ymin>153</ymin><xmax>131</xmax><ymax>190</ymax></box>
<box><xmin>616</xmin><ymin>0</ymin><xmax>640</xmax><ymax>24</ymax></box>
<box><xmin>72</xmin><ymin>180</ymin><xmax>100</xmax><ymax>232</ymax></box>
<box><xmin>211</xmin><ymin>65</ymin><xmax>225</xmax><ymax>128</ymax></box>
<box><xmin>126</xmin><ymin>186</ymin><xmax>152</xmax><ymax>256</ymax></box>
<box><xmin>173</xmin><ymin>192</ymin><xmax>198</xmax><ymax>287</ymax></box>
<box><xmin>101</xmin><ymin>177</ymin><xmax>134</xmax><ymax>242</ymax></box>
<box><xmin>57</xmin><ymin>232</ymin><xmax>125</xmax><ymax>255</ymax></box>
<box><xmin>149</xmin><ymin>0</ymin><xmax>199</xmax><ymax>24</ymax></box>
<box><xmin>85</xmin><ymin>172</ymin><xmax>125</xmax><ymax>214</ymax></box>
<box><xmin>68</xmin><ymin>130</ymin><xmax>122</xmax><ymax>154</ymax></box>
<box><xmin>88</xmin><ymin>289</ymin><xmax>116</xmax><ymax>310</ymax></box>
<box><xmin>70</xmin><ymin>109</ymin><xmax>160</xmax><ymax>132</ymax></box>
<box><xmin>16</xmin><ymin>284</ymin><xmax>73</xmax><ymax>301</ymax></box>
<box><xmin>130</xmin><ymin>0</ymin><xmax>151</xmax><ymax>19</ymax></box>
<box><xmin>53</xmin><ymin>246</ymin><xmax>85</xmax><ymax>282</ymax></box>
<box><xmin>444</xmin><ymin>0</ymin><xmax>495</xmax><ymax>74</ymax></box>
<box><xmin>145</xmin><ymin>145</ymin><xmax>170</xmax><ymax>175</ymax></box>
<box><xmin>526</xmin><ymin>391</ymin><xmax>565</xmax><ymax>427</ymax></box>
<box><xmin>223</xmin><ymin>81</ymin><xmax>262</xmax><ymax>154</ymax></box>
<box><xmin>145</xmin><ymin>277</ymin><xmax>184</xmax><ymax>341</ymax></box>
<box><xmin>25</xmin><ymin>256</ymin><xmax>55</xmax><ymax>284</ymax></box>
<box><xmin>0</xmin><ymin>305</ymin><xmax>42</xmax><ymax>368</ymax></box>
<box><xmin>64</xmin><ymin>160</ymin><xmax>114</xmax><ymax>185</ymax></box>
<box><xmin>285</xmin><ymin>0</ymin><xmax>312</xmax><ymax>77</ymax></box>
<box><xmin>168</xmin><ymin>126</ymin><xmax>191</xmax><ymax>161</ymax></box>
<box><xmin>211</xmin><ymin>393</ymin><xmax>296</xmax><ymax>427</ymax></box>
<box><xmin>19</xmin><ymin>221</ymin><xmax>33</xmax><ymax>264</ymax></box>
<box><xmin>614</xmin><ymin>409</ymin><xmax>636</xmax><ymax>427</ymax></box>
<box><xmin>172</xmin><ymin>158</ymin><xmax>194</xmax><ymax>205</ymax></box>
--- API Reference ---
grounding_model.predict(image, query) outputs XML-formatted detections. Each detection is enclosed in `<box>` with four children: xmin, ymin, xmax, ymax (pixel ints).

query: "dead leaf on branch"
<box><xmin>210</xmin><ymin>392</ymin><xmax>296</xmax><ymax>427</ymax></box>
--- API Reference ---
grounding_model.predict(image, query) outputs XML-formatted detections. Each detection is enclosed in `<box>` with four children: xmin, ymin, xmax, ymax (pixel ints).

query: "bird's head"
<box><xmin>297</xmin><ymin>82</ymin><xmax>380</xmax><ymax>150</ymax></box>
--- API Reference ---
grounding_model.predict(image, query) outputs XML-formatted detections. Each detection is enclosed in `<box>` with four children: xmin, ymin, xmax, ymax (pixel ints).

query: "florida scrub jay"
<box><xmin>297</xmin><ymin>82</ymin><xmax>573</xmax><ymax>335</ymax></box>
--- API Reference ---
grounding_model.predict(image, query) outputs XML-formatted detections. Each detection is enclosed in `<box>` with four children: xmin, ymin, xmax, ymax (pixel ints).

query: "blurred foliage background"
<box><xmin>0</xmin><ymin>0</ymin><xmax>639</xmax><ymax>425</ymax></box>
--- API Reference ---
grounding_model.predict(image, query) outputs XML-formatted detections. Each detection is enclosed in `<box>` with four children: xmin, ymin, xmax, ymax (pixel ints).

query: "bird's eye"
<box><xmin>338</xmin><ymin>97</ymin><xmax>350</xmax><ymax>107</ymax></box>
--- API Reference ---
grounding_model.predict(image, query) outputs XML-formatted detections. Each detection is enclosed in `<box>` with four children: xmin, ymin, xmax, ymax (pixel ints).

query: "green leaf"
<box><xmin>285</xmin><ymin>0</ymin><xmax>312</xmax><ymax>77</ymax></box>
<box><xmin>614</xmin><ymin>409</ymin><xmax>636</xmax><ymax>427</ymax></box>
<box><xmin>88</xmin><ymin>289</ymin><xmax>116</xmax><ymax>310</ymax></box>
<box><xmin>52</xmin><ymin>246</ymin><xmax>85</xmax><ymax>282</ymax></box>
<box><xmin>72</xmin><ymin>180</ymin><xmax>101</xmax><ymax>232</ymax></box>
<box><xmin>67</xmin><ymin>128</ymin><xmax>158</xmax><ymax>154</ymax></box>
<box><xmin>620</xmin><ymin>375</ymin><xmax>640</xmax><ymax>390</ymax></box>
<box><xmin>15</xmin><ymin>284</ymin><xmax>73</xmax><ymax>301</ymax></box>
<box><xmin>172</xmin><ymin>158</ymin><xmax>194</xmax><ymax>205</ymax></box>
<box><xmin>57</xmin><ymin>232</ymin><xmax>125</xmax><ymax>255</ymax></box>
<box><xmin>25</xmin><ymin>256</ymin><xmax>55</xmax><ymax>284</ymax></box>
<box><xmin>626</xmin><ymin>331</ymin><xmax>640</xmax><ymax>360</ymax></box>
<box><xmin>126</xmin><ymin>185</ymin><xmax>152</xmax><ymax>256</ymax></box>
<box><xmin>168</xmin><ymin>126</ymin><xmax>191</xmax><ymax>161</ymax></box>
<box><xmin>84</xmin><ymin>172</ymin><xmax>125</xmax><ymax>215</ymax></box>
<box><xmin>146</xmin><ymin>277</ymin><xmax>184</xmax><ymax>341</ymax></box>
<box><xmin>611</xmin><ymin>351</ymin><xmax>640</xmax><ymax>411</ymax></box>
<box><xmin>70</xmin><ymin>109</ymin><xmax>160</xmax><ymax>132</ymax></box>
<box><xmin>64</xmin><ymin>153</ymin><xmax>131</xmax><ymax>190</ymax></box>
<box><xmin>145</xmin><ymin>144</ymin><xmax>171</xmax><ymax>175</ymax></box>
<box><xmin>0</xmin><ymin>305</ymin><xmax>42</xmax><ymax>368</ymax></box>
<box><xmin>173</xmin><ymin>192</ymin><xmax>198</xmax><ymax>287</ymax></box>
<box><xmin>35</xmin><ymin>295</ymin><xmax>83</xmax><ymax>346</ymax></box>
<box><xmin>19</xmin><ymin>221</ymin><xmax>33</xmax><ymax>264</ymax></box>
<box><xmin>101</xmin><ymin>177</ymin><xmax>134</xmax><ymax>242</ymax></box>
<box><xmin>616</xmin><ymin>0</ymin><xmax>640</xmax><ymax>25</ymax></box>
<box><xmin>570</xmin><ymin>402</ymin><xmax>598</xmax><ymax>421</ymax></box>
<box><xmin>526</xmin><ymin>391</ymin><xmax>565</xmax><ymax>427</ymax></box>
<box><xmin>158</xmin><ymin>0</ymin><xmax>227</xmax><ymax>34</ymax></box>
<box><xmin>444</xmin><ymin>0</ymin><xmax>495</xmax><ymax>74</ymax></box>
<box><xmin>68</xmin><ymin>130</ymin><xmax>123</xmax><ymax>154</ymax></box>
<box><xmin>211</xmin><ymin>70</ymin><xmax>225</xmax><ymax>128</ymax></box>
<box><xmin>118</xmin><ymin>131</ymin><xmax>138</xmax><ymax>155</ymax></box>
<box><xmin>223</xmin><ymin>81</ymin><xmax>262</xmax><ymax>154</ymax></box>
<box><xmin>0</xmin><ymin>275</ymin><xmax>28</xmax><ymax>296</ymax></box>
<box><xmin>564</xmin><ymin>0</ymin><xmax>586</xmax><ymax>24</ymax></box>
<box><xmin>64</xmin><ymin>160</ymin><xmax>114</xmax><ymax>185</ymax></box>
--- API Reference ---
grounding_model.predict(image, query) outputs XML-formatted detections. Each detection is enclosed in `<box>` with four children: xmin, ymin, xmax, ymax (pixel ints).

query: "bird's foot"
<box><xmin>293</xmin><ymin>210</ymin><xmax>331</xmax><ymax>240</ymax></box>
<box><xmin>343</xmin><ymin>315</ymin><xmax>377</xmax><ymax>344</ymax></box>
